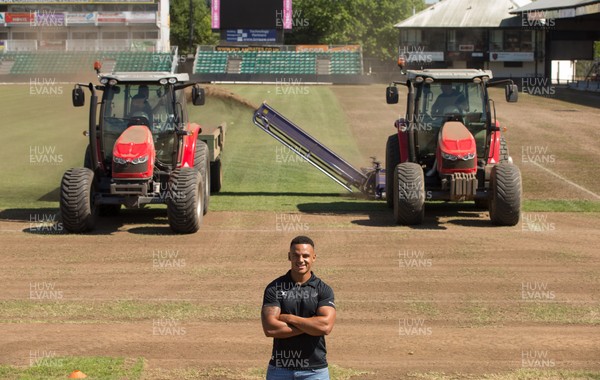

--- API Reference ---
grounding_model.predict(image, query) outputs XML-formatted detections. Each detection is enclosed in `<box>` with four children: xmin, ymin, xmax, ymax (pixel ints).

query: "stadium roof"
<box><xmin>405</xmin><ymin>69</ymin><xmax>493</xmax><ymax>81</ymax></box>
<box><xmin>511</xmin><ymin>0</ymin><xmax>600</xmax><ymax>18</ymax></box>
<box><xmin>395</xmin><ymin>0</ymin><xmax>531</xmax><ymax>28</ymax></box>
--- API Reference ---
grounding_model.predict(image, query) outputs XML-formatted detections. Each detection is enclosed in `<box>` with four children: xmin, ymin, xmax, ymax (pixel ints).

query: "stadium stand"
<box><xmin>0</xmin><ymin>51</ymin><xmax>173</xmax><ymax>74</ymax></box>
<box><xmin>193</xmin><ymin>49</ymin><xmax>363</xmax><ymax>75</ymax></box>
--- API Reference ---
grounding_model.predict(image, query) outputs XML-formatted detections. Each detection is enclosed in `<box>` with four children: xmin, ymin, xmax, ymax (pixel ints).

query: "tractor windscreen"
<box><xmin>415</xmin><ymin>81</ymin><xmax>488</xmax><ymax>157</ymax></box>
<box><xmin>419</xmin><ymin>82</ymin><xmax>486</xmax><ymax>124</ymax></box>
<box><xmin>101</xmin><ymin>84</ymin><xmax>177</xmax><ymax>165</ymax></box>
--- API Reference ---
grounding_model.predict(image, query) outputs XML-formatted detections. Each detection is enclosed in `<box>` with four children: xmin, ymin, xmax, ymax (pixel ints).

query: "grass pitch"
<box><xmin>0</xmin><ymin>83</ymin><xmax>598</xmax><ymax>213</ymax></box>
<box><xmin>0</xmin><ymin>83</ymin><xmax>366</xmax><ymax>211</ymax></box>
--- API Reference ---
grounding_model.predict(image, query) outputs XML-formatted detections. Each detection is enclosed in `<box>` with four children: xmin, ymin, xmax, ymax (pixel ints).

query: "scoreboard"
<box><xmin>211</xmin><ymin>0</ymin><xmax>292</xmax><ymax>30</ymax></box>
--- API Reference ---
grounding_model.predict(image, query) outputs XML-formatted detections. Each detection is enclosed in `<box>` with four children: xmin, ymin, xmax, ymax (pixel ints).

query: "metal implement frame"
<box><xmin>253</xmin><ymin>102</ymin><xmax>374</xmax><ymax>194</ymax></box>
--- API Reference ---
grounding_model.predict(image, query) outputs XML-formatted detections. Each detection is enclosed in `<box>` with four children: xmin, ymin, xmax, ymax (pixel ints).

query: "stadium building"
<box><xmin>0</xmin><ymin>0</ymin><xmax>172</xmax><ymax>75</ymax></box>
<box><xmin>395</xmin><ymin>0</ymin><xmax>600</xmax><ymax>84</ymax></box>
<box><xmin>0</xmin><ymin>0</ymin><xmax>169</xmax><ymax>52</ymax></box>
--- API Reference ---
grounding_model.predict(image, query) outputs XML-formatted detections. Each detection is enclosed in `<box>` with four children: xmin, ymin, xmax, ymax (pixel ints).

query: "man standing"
<box><xmin>262</xmin><ymin>236</ymin><xmax>336</xmax><ymax>380</ymax></box>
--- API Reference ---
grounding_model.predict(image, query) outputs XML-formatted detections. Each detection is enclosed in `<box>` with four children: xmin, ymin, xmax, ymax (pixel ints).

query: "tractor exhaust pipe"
<box><xmin>406</xmin><ymin>81</ymin><xmax>416</xmax><ymax>162</ymax></box>
<box><xmin>87</xmin><ymin>83</ymin><xmax>99</xmax><ymax>171</ymax></box>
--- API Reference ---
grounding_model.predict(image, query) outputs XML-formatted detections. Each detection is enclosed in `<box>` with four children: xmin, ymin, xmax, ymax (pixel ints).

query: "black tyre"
<box><xmin>210</xmin><ymin>159</ymin><xmax>223</xmax><ymax>193</ymax></box>
<box><xmin>194</xmin><ymin>139</ymin><xmax>210</xmax><ymax>215</ymax></box>
<box><xmin>386</xmin><ymin>134</ymin><xmax>400</xmax><ymax>209</ymax></box>
<box><xmin>167</xmin><ymin>168</ymin><xmax>204</xmax><ymax>233</ymax></box>
<box><xmin>489</xmin><ymin>163</ymin><xmax>521</xmax><ymax>226</ymax></box>
<box><xmin>60</xmin><ymin>168</ymin><xmax>97</xmax><ymax>233</ymax></box>
<box><xmin>393</xmin><ymin>162</ymin><xmax>425</xmax><ymax>225</ymax></box>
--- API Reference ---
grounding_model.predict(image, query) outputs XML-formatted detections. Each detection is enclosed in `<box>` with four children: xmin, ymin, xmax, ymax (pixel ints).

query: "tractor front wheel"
<box><xmin>167</xmin><ymin>168</ymin><xmax>204</xmax><ymax>234</ymax></box>
<box><xmin>393</xmin><ymin>162</ymin><xmax>425</xmax><ymax>225</ymax></box>
<box><xmin>386</xmin><ymin>134</ymin><xmax>400</xmax><ymax>209</ymax></box>
<box><xmin>194</xmin><ymin>140</ymin><xmax>210</xmax><ymax>214</ymax></box>
<box><xmin>60</xmin><ymin>168</ymin><xmax>97</xmax><ymax>233</ymax></box>
<box><xmin>489</xmin><ymin>163</ymin><xmax>521</xmax><ymax>226</ymax></box>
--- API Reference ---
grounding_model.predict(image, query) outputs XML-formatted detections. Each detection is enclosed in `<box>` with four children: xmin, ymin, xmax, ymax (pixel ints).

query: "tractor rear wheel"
<box><xmin>167</xmin><ymin>168</ymin><xmax>204</xmax><ymax>233</ymax></box>
<box><xmin>386</xmin><ymin>134</ymin><xmax>400</xmax><ymax>209</ymax></box>
<box><xmin>194</xmin><ymin>140</ymin><xmax>210</xmax><ymax>215</ymax></box>
<box><xmin>60</xmin><ymin>168</ymin><xmax>97</xmax><ymax>233</ymax></box>
<box><xmin>393</xmin><ymin>162</ymin><xmax>425</xmax><ymax>225</ymax></box>
<box><xmin>210</xmin><ymin>158</ymin><xmax>222</xmax><ymax>193</ymax></box>
<box><xmin>489</xmin><ymin>163</ymin><xmax>521</xmax><ymax>226</ymax></box>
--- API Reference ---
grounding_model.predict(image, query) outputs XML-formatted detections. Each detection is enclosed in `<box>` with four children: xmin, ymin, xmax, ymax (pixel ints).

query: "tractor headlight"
<box><xmin>131</xmin><ymin>155</ymin><xmax>148</xmax><ymax>165</ymax></box>
<box><xmin>159</xmin><ymin>78</ymin><xmax>168</xmax><ymax>85</ymax></box>
<box><xmin>441</xmin><ymin>152</ymin><xmax>458</xmax><ymax>161</ymax></box>
<box><xmin>442</xmin><ymin>152</ymin><xmax>475</xmax><ymax>161</ymax></box>
<box><xmin>168</xmin><ymin>77</ymin><xmax>177</xmax><ymax>84</ymax></box>
<box><xmin>113</xmin><ymin>156</ymin><xmax>127</xmax><ymax>165</ymax></box>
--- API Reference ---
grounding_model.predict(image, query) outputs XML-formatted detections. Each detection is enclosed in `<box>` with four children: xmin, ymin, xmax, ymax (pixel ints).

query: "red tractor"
<box><xmin>385</xmin><ymin>69</ymin><xmax>522</xmax><ymax>225</ymax></box>
<box><xmin>60</xmin><ymin>67</ymin><xmax>225</xmax><ymax>233</ymax></box>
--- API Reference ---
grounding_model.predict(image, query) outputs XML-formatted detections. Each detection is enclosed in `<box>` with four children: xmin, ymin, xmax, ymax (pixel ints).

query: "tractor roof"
<box><xmin>405</xmin><ymin>69</ymin><xmax>493</xmax><ymax>81</ymax></box>
<box><xmin>98</xmin><ymin>72</ymin><xmax>190</xmax><ymax>84</ymax></box>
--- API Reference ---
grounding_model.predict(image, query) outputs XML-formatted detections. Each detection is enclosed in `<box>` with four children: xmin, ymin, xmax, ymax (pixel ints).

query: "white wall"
<box><xmin>550</xmin><ymin>60</ymin><xmax>574</xmax><ymax>84</ymax></box>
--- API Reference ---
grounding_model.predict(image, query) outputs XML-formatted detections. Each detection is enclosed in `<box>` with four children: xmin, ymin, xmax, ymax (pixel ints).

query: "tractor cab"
<box><xmin>75</xmin><ymin>72</ymin><xmax>205</xmax><ymax>174</ymax></box>
<box><xmin>413</xmin><ymin>79</ymin><xmax>489</xmax><ymax>164</ymax></box>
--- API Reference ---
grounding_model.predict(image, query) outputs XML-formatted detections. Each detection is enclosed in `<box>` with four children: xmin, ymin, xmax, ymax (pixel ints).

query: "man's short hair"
<box><xmin>290</xmin><ymin>235</ymin><xmax>314</xmax><ymax>248</ymax></box>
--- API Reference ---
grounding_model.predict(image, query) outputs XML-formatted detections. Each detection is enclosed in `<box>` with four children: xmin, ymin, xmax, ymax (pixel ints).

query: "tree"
<box><xmin>170</xmin><ymin>0</ymin><xmax>218</xmax><ymax>54</ymax></box>
<box><xmin>283</xmin><ymin>0</ymin><xmax>425</xmax><ymax>60</ymax></box>
<box><xmin>169</xmin><ymin>0</ymin><xmax>426</xmax><ymax>60</ymax></box>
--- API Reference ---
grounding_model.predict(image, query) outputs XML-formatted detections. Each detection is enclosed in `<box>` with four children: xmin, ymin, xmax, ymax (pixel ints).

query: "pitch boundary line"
<box><xmin>529</xmin><ymin>160</ymin><xmax>600</xmax><ymax>200</ymax></box>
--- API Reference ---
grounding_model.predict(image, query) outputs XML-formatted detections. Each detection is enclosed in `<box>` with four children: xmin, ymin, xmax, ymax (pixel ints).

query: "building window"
<box><xmin>72</xmin><ymin>32</ymin><xmax>98</xmax><ymax>40</ymax></box>
<box><xmin>131</xmin><ymin>31</ymin><xmax>158</xmax><ymax>39</ymax></box>
<box><xmin>421</xmin><ymin>29</ymin><xmax>445</xmax><ymax>51</ymax></box>
<box><xmin>11</xmin><ymin>32</ymin><xmax>38</xmax><ymax>40</ymax></box>
<box><xmin>102</xmin><ymin>31</ymin><xmax>128</xmax><ymax>39</ymax></box>
<box><xmin>400</xmin><ymin>29</ymin><xmax>421</xmax><ymax>47</ymax></box>
<box><xmin>490</xmin><ymin>30</ymin><xmax>502</xmax><ymax>51</ymax></box>
<box><xmin>503</xmin><ymin>30</ymin><xmax>532</xmax><ymax>52</ymax></box>
<box><xmin>447</xmin><ymin>29</ymin><xmax>485</xmax><ymax>52</ymax></box>
<box><xmin>41</xmin><ymin>32</ymin><xmax>68</xmax><ymax>40</ymax></box>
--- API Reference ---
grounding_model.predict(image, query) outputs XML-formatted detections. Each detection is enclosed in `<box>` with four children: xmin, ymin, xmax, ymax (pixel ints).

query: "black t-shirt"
<box><xmin>262</xmin><ymin>271</ymin><xmax>335</xmax><ymax>370</ymax></box>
